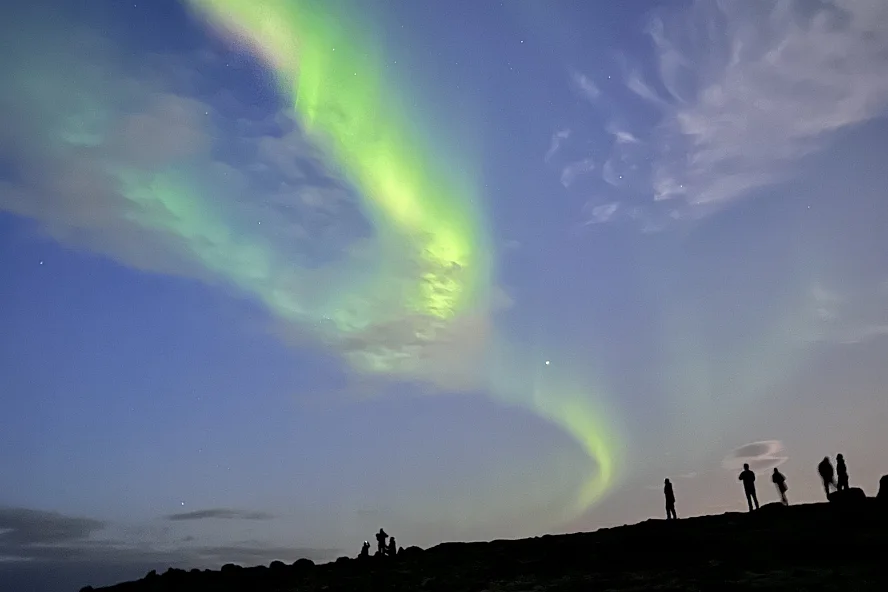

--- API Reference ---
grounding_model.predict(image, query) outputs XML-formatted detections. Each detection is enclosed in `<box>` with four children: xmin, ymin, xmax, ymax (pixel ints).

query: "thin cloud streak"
<box><xmin>165</xmin><ymin>509</ymin><xmax>275</xmax><ymax>522</ymax></box>
<box><xmin>570</xmin><ymin>69</ymin><xmax>601</xmax><ymax>101</ymax></box>
<box><xmin>560</xmin><ymin>158</ymin><xmax>595</xmax><ymax>188</ymax></box>
<box><xmin>544</xmin><ymin>128</ymin><xmax>571</xmax><ymax>163</ymax></box>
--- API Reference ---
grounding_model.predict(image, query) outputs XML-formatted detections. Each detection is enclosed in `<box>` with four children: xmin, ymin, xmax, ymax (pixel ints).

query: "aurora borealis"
<box><xmin>3</xmin><ymin>1</ymin><xmax>888</xmax><ymax>590</ymax></box>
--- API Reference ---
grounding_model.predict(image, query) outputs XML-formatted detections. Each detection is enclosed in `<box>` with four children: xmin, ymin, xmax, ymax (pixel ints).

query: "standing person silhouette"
<box><xmin>664</xmin><ymin>478</ymin><xmax>677</xmax><ymax>520</ymax></box>
<box><xmin>375</xmin><ymin>528</ymin><xmax>388</xmax><ymax>555</ymax></box>
<box><xmin>818</xmin><ymin>457</ymin><xmax>836</xmax><ymax>499</ymax></box>
<box><xmin>738</xmin><ymin>464</ymin><xmax>759</xmax><ymax>511</ymax></box>
<box><xmin>836</xmin><ymin>454</ymin><xmax>850</xmax><ymax>491</ymax></box>
<box><xmin>771</xmin><ymin>467</ymin><xmax>789</xmax><ymax>506</ymax></box>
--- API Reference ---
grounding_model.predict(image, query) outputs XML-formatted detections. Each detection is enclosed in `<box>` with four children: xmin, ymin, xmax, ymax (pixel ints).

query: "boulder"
<box><xmin>828</xmin><ymin>487</ymin><xmax>867</xmax><ymax>505</ymax></box>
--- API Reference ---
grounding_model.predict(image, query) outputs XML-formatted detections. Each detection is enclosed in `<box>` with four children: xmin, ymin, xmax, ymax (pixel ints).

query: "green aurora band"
<box><xmin>2</xmin><ymin>0</ymin><xmax>620</xmax><ymax>524</ymax></box>
<box><xmin>186</xmin><ymin>0</ymin><xmax>487</xmax><ymax>333</ymax></box>
<box><xmin>185</xmin><ymin>0</ymin><xmax>621</xmax><ymax>518</ymax></box>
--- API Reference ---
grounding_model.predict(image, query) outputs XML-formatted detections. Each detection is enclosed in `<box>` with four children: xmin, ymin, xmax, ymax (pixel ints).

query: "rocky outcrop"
<box><xmin>828</xmin><ymin>487</ymin><xmax>868</xmax><ymax>505</ymax></box>
<box><xmin>86</xmin><ymin>500</ymin><xmax>888</xmax><ymax>592</ymax></box>
<box><xmin>878</xmin><ymin>475</ymin><xmax>888</xmax><ymax>502</ymax></box>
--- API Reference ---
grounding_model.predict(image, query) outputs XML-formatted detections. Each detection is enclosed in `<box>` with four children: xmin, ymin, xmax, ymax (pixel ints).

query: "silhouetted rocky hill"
<box><xmin>87</xmin><ymin>491</ymin><xmax>888</xmax><ymax>592</ymax></box>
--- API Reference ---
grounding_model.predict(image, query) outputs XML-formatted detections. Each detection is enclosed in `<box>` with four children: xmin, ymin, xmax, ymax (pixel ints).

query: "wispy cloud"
<box><xmin>165</xmin><ymin>509</ymin><xmax>274</xmax><ymax>522</ymax></box>
<box><xmin>605</xmin><ymin>122</ymin><xmax>640</xmax><ymax>145</ymax></box>
<box><xmin>560</xmin><ymin>158</ymin><xmax>595</xmax><ymax>188</ymax></box>
<box><xmin>570</xmin><ymin>1</ymin><xmax>888</xmax><ymax>233</ymax></box>
<box><xmin>624</xmin><ymin>66</ymin><xmax>668</xmax><ymax>107</ymax></box>
<box><xmin>544</xmin><ymin>128</ymin><xmax>571</xmax><ymax>163</ymax></box>
<box><xmin>721</xmin><ymin>440</ymin><xmax>787</xmax><ymax>472</ymax></box>
<box><xmin>0</xmin><ymin>506</ymin><xmax>337</xmax><ymax>575</ymax></box>
<box><xmin>0</xmin><ymin>508</ymin><xmax>105</xmax><ymax>547</ymax></box>
<box><xmin>570</xmin><ymin>69</ymin><xmax>600</xmax><ymax>101</ymax></box>
<box><xmin>646</xmin><ymin>0</ymin><xmax>888</xmax><ymax>208</ymax></box>
<box><xmin>808</xmin><ymin>282</ymin><xmax>888</xmax><ymax>345</ymax></box>
<box><xmin>581</xmin><ymin>201</ymin><xmax>620</xmax><ymax>226</ymax></box>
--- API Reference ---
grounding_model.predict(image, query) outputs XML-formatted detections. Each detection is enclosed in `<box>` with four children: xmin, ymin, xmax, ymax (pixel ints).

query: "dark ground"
<box><xmin>88</xmin><ymin>494</ymin><xmax>888</xmax><ymax>592</ymax></box>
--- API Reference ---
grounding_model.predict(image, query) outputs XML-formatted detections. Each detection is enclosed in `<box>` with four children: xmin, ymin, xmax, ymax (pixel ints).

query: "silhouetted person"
<box><xmin>664</xmin><ymin>478</ymin><xmax>677</xmax><ymax>519</ymax></box>
<box><xmin>387</xmin><ymin>537</ymin><xmax>397</xmax><ymax>557</ymax></box>
<box><xmin>772</xmin><ymin>467</ymin><xmax>789</xmax><ymax>506</ymax></box>
<box><xmin>359</xmin><ymin>541</ymin><xmax>370</xmax><ymax>558</ymax></box>
<box><xmin>836</xmin><ymin>453</ymin><xmax>849</xmax><ymax>491</ymax></box>
<box><xmin>375</xmin><ymin>528</ymin><xmax>388</xmax><ymax>555</ymax></box>
<box><xmin>739</xmin><ymin>463</ymin><xmax>759</xmax><ymax>511</ymax></box>
<box><xmin>818</xmin><ymin>456</ymin><xmax>836</xmax><ymax>499</ymax></box>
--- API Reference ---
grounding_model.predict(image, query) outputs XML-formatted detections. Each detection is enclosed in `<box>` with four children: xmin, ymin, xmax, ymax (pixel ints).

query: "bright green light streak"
<box><xmin>185</xmin><ymin>0</ymin><xmax>620</xmax><ymax>519</ymax></box>
<box><xmin>187</xmin><ymin>0</ymin><xmax>488</xmax><ymax>323</ymax></box>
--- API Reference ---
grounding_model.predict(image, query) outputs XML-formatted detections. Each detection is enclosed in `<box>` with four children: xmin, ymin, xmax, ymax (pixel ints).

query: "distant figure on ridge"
<box><xmin>359</xmin><ymin>541</ymin><xmax>370</xmax><ymax>558</ymax></box>
<box><xmin>739</xmin><ymin>463</ymin><xmax>759</xmax><ymax>511</ymax></box>
<box><xmin>818</xmin><ymin>456</ymin><xmax>836</xmax><ymax>499</ymax></box>
<box><xmin>387</xmin><ymin>537</ymin><xmax>397</xmax><ymax>557</ymax></box>
<box><xmin>771</xmin><ymin>467</ymin><xmax>789</xmax><ymax>506</ymax></box>
<box><xmin>836</xmin><ymin>454</ymin><xmax>850</xmax><ymax>491</ymax></box>
<box><xmin>375</xmin><ymin>528</ymin><xmax>388</xmax><ymax>555</ymax></box>
<box><xmin>664</xmin><ymin>478</ymin><xmax>677</xmax><ymax>519</ymax></box>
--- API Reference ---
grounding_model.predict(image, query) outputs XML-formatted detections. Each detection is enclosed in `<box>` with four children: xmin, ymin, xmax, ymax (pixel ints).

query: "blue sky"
<box><xmin>3</xmin><ymin>1</ymin><xmax>888</xmax><ymax>590</ymax></box>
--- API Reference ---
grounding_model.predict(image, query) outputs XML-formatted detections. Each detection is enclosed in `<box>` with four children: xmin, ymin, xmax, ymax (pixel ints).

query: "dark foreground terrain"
<box><xmin>88</xmin><ymin>492</ymin><xmax>888</xmax><ymax>592</ymax></box>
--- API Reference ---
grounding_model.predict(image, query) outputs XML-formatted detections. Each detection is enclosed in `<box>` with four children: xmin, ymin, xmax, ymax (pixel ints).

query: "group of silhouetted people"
<box><xmin>358</xmin><ymin>528</ymin><xmax>398</xmax><ymax>559</ymax></box>
<box><xmin>664</xmin><ymin>454</ymin><xmax>852</xmax><ymax>518</ymax></box>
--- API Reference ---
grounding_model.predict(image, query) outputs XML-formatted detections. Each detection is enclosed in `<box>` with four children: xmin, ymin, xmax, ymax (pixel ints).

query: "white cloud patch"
<box><xmin>606</xmin><ymin>122</ymin><xmax>640</xmax><ymax>145</ymax></box>
<box><xmin>570</xmin><ymin>69</ymin><xmax>601</xmax><ymax>101</ymax></box>
<box><xmin>625</xmin><ymin>66</ymin><xmax>668</xmax><ymax>107</ymax></box>
<box><xmin>808</xmin><ymin>281</ymin><xmax>888</xmax><ymax>345</ymax></box>
<box><xmin>582</xmin><ymin>201</ymin><xmax>620</xmax><ymax>226</ymax></box>
<box><xmin>570</xmin><ymin>0</ymin><xmax>888</xmax><ymax>233</ymax></box>
<box><xmin>544</xmin><ymin>128</ymin><xmax>571</xmax><ymax>163</ymax></box>
<box><xmin>560</xmin><ymin>158</ymin><xmax>595</xmax><ymax>188</ymax></box>
<box><xmin>648</xmin><ymin>0</ymin><xmax>888</xmax><ymax>208</ymax></box>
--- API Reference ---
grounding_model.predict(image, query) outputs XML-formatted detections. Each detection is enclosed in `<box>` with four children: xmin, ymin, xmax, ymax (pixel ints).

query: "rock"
<box><xmin>757</xmin><ymin>501</ymin><xmax>789</xmax><ymax>514</ymax></box>
<box><xmin>828</xmin><ymin>487</ymin><xmax>867</xmax><ymax>505</ymax></box>
<box><xmin>400</xmin><ymin>545</ymin><xmax>423</xmax><ymax>559</ymax></box>
<box><xmin>878</xmin><ymin>475</ymin><xmax>888</xmax><ymax>502</ymax></box>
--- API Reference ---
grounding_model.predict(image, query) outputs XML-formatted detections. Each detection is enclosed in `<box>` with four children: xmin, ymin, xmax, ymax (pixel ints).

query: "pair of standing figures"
<box><xmin>737</xmin><ymin>464</ymin><xmax>788</xmax><ymax>511</ymax></box>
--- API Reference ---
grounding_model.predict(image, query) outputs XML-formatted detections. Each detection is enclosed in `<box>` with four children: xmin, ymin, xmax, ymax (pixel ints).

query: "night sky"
<box><xmin>3</xmin><ymin>0</ymin><xmax>888</xmax><ymax>590</ymax></box>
